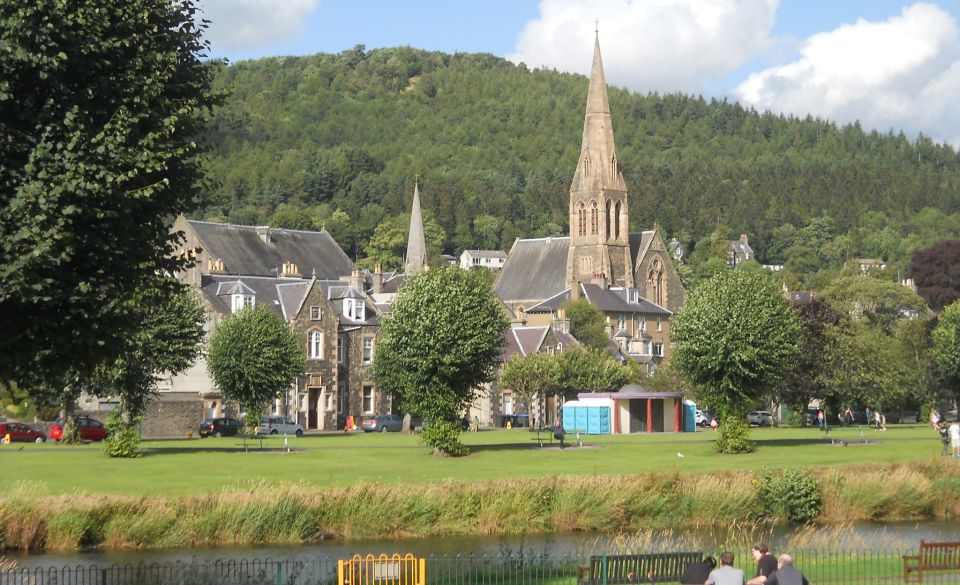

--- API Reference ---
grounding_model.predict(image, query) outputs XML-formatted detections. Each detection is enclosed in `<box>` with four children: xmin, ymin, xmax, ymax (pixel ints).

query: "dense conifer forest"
<box><xmin>202</xmin><ymin>45</ymin><xmax>960</xmax><ymax>277</ymax></box>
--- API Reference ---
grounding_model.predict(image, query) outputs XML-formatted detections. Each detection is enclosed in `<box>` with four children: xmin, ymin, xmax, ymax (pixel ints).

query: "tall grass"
<box><xmin>2</xmin><ymin>462</ymin><xmax>957</xmax><ymax>552</ymax></box>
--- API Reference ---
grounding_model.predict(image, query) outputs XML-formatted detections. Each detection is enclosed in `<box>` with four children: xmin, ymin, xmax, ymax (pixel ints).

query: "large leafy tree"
<box><xmin>933</xmin><ymin>300</ymin><xmax>960</xmax><ymax>396</ymax></box>
<box><xmin>554</xmin><ymin>348</ymin><xmax>632</xmax><ymax>398</ymax></box>
<box><xmin>671</xmin><ymin>268</ymin><xmax>801</xmax><ymax>452</ymax></box>
<box><xmin>774</xmin><ymin>298</ymin><xmax>844</xmax><ymax>424</ymax></box>
<box><xmin>563</xmin><ymin>299</ymin><xmax>609</xmax><ymax>351</ymax></box>
<box><xmin>0</xmin><ymin>0</ymin><xmax>219</xmax><ymax>388</ymax></box>
<box><xmin>207</xmin><ymin>304</ymin><xmax>305</xmax><ymax>432</ymax></box>
<box><xmin>820</xmin><ymin>323</ymin><xmax>910</xmax><ymax>410</ymax></box>
<box><xmin>372</xmin><ymin>267</ymin><xmax>508</xmax><ymax>455</ymax></box>
<box><xmin>910</xmin><ymin>240</ymin><xmax>960</xmax><ymax>311</ymax></box>
<box><xmin>821</xmin><ymin>275</ymin><xmax>929</xmax><ymax>333</ymax></box>
<box><xmin>499</xmin><ymin>352</ymin><xmax>559</xmax><ymax>427</ymax></box>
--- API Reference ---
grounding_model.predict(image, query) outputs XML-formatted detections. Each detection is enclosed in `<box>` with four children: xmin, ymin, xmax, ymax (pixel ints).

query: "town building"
<box><xmin>459</xmin><ymin>250</ymin><xmax>507</xmax><ymax>271</ymax></box>
<box><xmin>727</xmin><ymin>234</ymin><xmax>755</xmax><ymax>268</ymax></box>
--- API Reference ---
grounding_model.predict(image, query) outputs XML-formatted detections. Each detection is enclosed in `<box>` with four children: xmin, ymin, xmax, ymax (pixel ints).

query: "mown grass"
<box><xmin>1</xmin><ymin>424</ymin><xmax>958</xmax><ymax>552</ymax></box>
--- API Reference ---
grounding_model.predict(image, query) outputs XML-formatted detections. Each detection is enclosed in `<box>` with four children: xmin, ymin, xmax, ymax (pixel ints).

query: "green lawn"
<box><xmin>0</xmin><ymin>423</ymin><xmax>947</xmax><ymax>497</ymax></box>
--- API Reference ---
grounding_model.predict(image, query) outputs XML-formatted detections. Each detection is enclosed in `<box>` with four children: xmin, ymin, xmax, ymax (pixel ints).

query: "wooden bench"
<box><xmin>578</xmin><ymin>552</ymin><xmax>702</xmax><ymax>584</ymax></box>
<box><xmin>903</xmin><ymin>540</ymin><xmax>960</xmax><ymax>582</ymax></box>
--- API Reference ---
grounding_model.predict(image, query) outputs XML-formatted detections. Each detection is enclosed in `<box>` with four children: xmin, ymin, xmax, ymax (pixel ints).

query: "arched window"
<box><xmin>309</xmin><ymin>330</ymin><xmax>324</xmax><ymax>359</ymax></box>
<box><xmin>590</xmin><ymin>201</ymin><xmax>598</xmax><ymax>235</ymax></box>
<box><xmin>605</xmin><ymin>200</ymin><xmax>612</xmax><ymax>240</ymax></box>
<box><xmin>656</xmin><ymin>271</ymin><xmax>665</xmax><ymax>306</ymax></box>
<box><xmin>614</xmin><ymin>201</ymin><xmax>622</xmax><ymax>240</ymax></box>
<box><xmin>576</xmin><ymin>202</ymin><xmax>586</xmax><ymax>237</ymax></box>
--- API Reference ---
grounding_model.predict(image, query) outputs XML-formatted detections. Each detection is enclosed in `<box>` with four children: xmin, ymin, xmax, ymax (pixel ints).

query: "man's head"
<box><xmin>778</xmin><ymin>554</ymin><xmax>794</xmax><ymax>568</ymax></box>
<box><xmin>705</xmin><ymin>556</ymin><xmax>717</xmax><ymax>570</ymax></box>
<box><xmin>720</xmin><ymin>552</ymin><xmax>735</xmax><ymax>566</ymax></box>
<box><xmin>752</xmin><ymin>544</ymin><xmax>769</xmax><ymax>560</ymax></box>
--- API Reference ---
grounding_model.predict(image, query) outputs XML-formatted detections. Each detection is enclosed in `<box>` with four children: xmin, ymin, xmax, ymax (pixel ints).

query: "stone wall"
<box><xmin>139</xmin><ymin>393</ymin><xmax>205</xmax><ymax>438</ymax></box>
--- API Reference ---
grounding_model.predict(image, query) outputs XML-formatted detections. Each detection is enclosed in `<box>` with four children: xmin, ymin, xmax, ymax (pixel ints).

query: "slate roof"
<box><xmin>188</xmin><ymin>220</ymin><xmax>354</xmax><ymax>279</ymax></box>
<box><xmin>730</xmin><ymin>240</ymin><xmax>754</xmax><ymax>258</ymax></box>
<box><xmin>580</xmin><ymin>284</ymin><xmax>671</xmax><ymax>315</ymax></box>
<box><xmin>493</xmin><ymin>237</ymin><xmax>570</xmax><ymax>304</ymax></box>
<box><xmin>380</xmin><ymin>273</ymin><xmax>407</xmax><ymax>294</ymax></box>
<box><xmin>628</xmin><ymin>231</ymin><xmax>655</xmax><ymax>267</ymax></box>
<box><xmin>499</xmin><ymin>326</ymin><xmax>580</xmax><ymax>362</ymax></box>
<box><xmin>464</xmin><ymin>250</ymin><xmax>508</xmax><ymax>259</ymax></box>
<box><xmin>201</xmin><ymin>274</ymin><xmax>302</xmax><ymax>319</ymax></box>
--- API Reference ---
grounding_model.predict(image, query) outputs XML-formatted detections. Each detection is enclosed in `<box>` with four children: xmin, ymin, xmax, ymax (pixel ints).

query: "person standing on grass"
<box><xmin>950</xmin><ymin>422</ymin><xmax>960</xmax><ymax>457</ymax></box>
<box><xmin>707</xmin><ymin>551</ymin><xmax>745</xmax><ymax>585</ymax></box>
<box><xmin>747</xmin><ymin>544</ymin><xmax>778</xmax><ymax>585</ymax></box>
<box><xmin>930</xmin><ymin>409</ymin><xmax>941</xmax><ymax>431</ymax></box>
<box><xmin>816</xmin><ymin>410</ymin><xmax>824</xmax><ymax>429</ymax></box>
<box><xmin>939</xmin><ymin>423</ymin><xmax>950</xmax><ymax>457</ymax></box>
<box><xmin>765</xmin><ymin>554</ymin><xmax>809</xmax><ymax>585</ymax></box>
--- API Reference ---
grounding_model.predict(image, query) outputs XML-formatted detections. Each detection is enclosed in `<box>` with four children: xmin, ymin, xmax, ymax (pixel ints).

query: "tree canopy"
<box><xmin>563</xmin><ymin>299</ymin><xmax>609</xmax><ymax>351</ymax></box>
<box><xmin>372</xmin><ymin>267</ymin><xmax>509</xmax><ymax>455</ymax></box>
<box><xmin>933</xmin><ymin>301</ymin><xmax>960</xmax><ymax>394</ymax></box>
<box><xmin>0</xmin><ymin>0</ymin><xmax>219</xmax><ymax>388</ymax></box>
<box><xmin>671</xmin><ymin>268</ymin><xmax>802</xmax><ymax>421</ymax></box>
<box><xmin>207</xmin><ymin>304</ymin><xmax>305</xmax><ymax>430</ymax></box>
<box><xmin>910</xmin><ymin>240</ymin><xmax>960</xmax><ymax>311</ymax></box>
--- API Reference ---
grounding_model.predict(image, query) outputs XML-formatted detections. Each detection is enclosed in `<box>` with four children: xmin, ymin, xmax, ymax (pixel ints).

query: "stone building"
<box><xmin>494</xmin><ymin>35</ymin><xmax>685</xmax><ymax>363</ymax></box>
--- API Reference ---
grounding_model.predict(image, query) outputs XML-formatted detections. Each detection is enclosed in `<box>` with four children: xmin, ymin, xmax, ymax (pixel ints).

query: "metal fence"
<box><xmin>1</xmin><ymin>549</ymin><xmax>958</xmax><ymax>585</ymax></box>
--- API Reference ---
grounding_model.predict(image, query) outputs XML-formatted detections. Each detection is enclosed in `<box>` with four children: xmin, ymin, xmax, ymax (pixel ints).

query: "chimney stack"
<box><xmin>371</xmin><ymin>263</ymin><xmax>384</xmax><ymax>294</ymax></box>
<box><xmin>280</xmin><ymin>261</ymin><xmax>301</xmax><ymax>278</ymax></box>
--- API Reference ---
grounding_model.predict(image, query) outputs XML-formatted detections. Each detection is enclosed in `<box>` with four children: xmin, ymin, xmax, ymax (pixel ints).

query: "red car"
<box><xmin>49</xmin><ymin>416</ymin><xmax>108</xmax><ymax>442</ymax></box>
<box><xmin>0</xmin><ymin>421</ymin><xmax>47</xmax><ymax>443</ymax></box>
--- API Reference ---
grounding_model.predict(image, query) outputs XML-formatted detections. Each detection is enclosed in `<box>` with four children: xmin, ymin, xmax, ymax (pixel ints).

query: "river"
<box><xmin>6</xmin><ymin>521</ymin><xmax>960</xmax><ymax>569</ymax></box>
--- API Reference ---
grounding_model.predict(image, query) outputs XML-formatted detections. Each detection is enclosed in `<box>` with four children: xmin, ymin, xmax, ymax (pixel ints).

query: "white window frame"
<box><xmin>337</xmin><ymin>336</ymin><xmax>345</xmax><ymax>364</ymax></box>
<box><xmin>657</xmin><ymin>316</ymin><xmax>662</xmax><ymax>331</ymax></box>
<box><xmin>343</xmin><ymin>298</ymin><xmax>365</xmax><ymax>322</ymax></box>
<box><xmin>324</xmin><ymin>391</ymin><xmax>334</xmax><ymax>412</ymax></box>
<box><xmin>309</xmin><ymin>330</ymin><xmax>323</xmax><ymax>359</ymax></box>
<box><xmin>310</xmin><ymin>306</ymin><xmax>322</xmax><ymax>320</ymax></box>
<box><xmin>231</xmin><ymin>294</ymin><xmax>254</xmax><ymax>313</ymax></box>
<box><xmin>618</xmin><ymin>314</ymin><xmax>627</xmax><ymax>331</ymax></box>
<box><xmin>362</xmin><ymin>337</ymin><xmax>374</xmax><ymax>364</ymax></box>
<box><xmin>653</xmin><ymin>342</ymin><xmax>664</xmax><ymax>357</ymax></box>
<box><xmin>338</xmin><ymin>388</ymin><xmax>345</xmax><ymax>414</ymax></box>
<box><xmin>362</xmin><ymin>386</ymin><xmax>375</xmax><ymax>413</ymax></box>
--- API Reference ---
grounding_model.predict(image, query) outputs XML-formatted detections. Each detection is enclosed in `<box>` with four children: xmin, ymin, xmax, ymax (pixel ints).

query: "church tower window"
<box><xmin>590</xmin><ymin>201</ymin><xmax>598</xmax><ymax>235</ymax></box>
<box><xmin>605</xmin><ymin>200</ymin><xmax>612</xmax><ymax>240</ymax></box>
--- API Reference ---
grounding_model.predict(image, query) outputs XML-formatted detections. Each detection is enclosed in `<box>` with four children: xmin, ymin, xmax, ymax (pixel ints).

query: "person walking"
<box><xmin>707</xmin><ymin>551</ymin><xmax>745</xmax><ymax>585</ymax></box>
<box><xmin>747</xmin><ymin>544</ymin><xmax>778</xmax><ymax>585</ymax></box>
<box><xmin>816</xmin><ymin>410</ymin><xmax>825</xmax><ymax>430</ymax></box>
<box><xmin>765</xmin><ymin>554</ymin><xmax>809</xmax><ymax>585</ymax></box>
<box><xmin>930</xmin><ymin>409</ymin><xmax>941</xmax><ymax>431</ymax></box>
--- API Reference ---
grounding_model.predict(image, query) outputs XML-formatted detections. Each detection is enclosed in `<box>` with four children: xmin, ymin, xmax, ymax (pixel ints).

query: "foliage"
<box><xmin>910</xmin><ymin>240</ymin><xmax>960</xmax><ymax>311</ymax></box>
<box><xmin>933</xmin><ymin>301</ymin><xmax>960</xmax><ymax>390</ymax></box>
<box><xmin>775</xmin><ymin>298</ymin><xmax>844</xmax><ymax>421</ymax></box>
<box><xmin>372</xmin><ymin>267</ymin><xmax>509</xmax><ymax>455</ymax></box>
<box><xmin>820</xmin><ymin>323</ymin><xmax>910</xmax><ymax>409</ymax></box>
<box><xmin>821</xmin><ymin>275</ymin><xmax>929</xmax><ymax>333</ymax></box>
<box><xmin>359</xmin><ymin>211</ymin><xmax>446</xmax><ymax>271</ymax></box>
<box><xmin>894</xmin><ymin>316</ymin><xmax>945</xmax><ymax>408</ymax></box>
<box><xmin>499</xmin><ymin>353</ymin><xmax>559</xmax><ymax>425</ymax></box>
<box><xmin>563</xmin><ymin>299</ymin><xmax>609</xmax><ymax>350</ymax></box>
<box><xmin>714</xmin><ymin>416</ymin><xmax>755</xmax><ymax>454</ymax></box>
<box><xmin>420</xmin><ymin>419</ymin><xmax>469</xmax><ymax>457</ymax></box>
<box><xmin>757</xmin><ymin>468</ymin><xmax>822</xmax><ymax>523</ymax></box>
<box><xmin>0</xmin><ymin>0</ymin><xmax>219</xmax><ymax>388</ymax></box>
<box><xmin>207</xmin><ymin>304</ymin><xmax>305</xmax><ymax>431</ymax></box>
<box><xmin>201</xmin><ymin>47</ymin><xmax>960</xmax><ymax>279</ymax></box>
<box><xmin>671</xmin><ymin>268</ymin><xmax>802</xmax><ymax>421</ymax></box>
<box><xmin>93</xmin><ymin>280</ymin><xmax>206</xmax><ymax>419</ymax></box>
<box><xmin>102</xmin><ymin>410</ymin><xmax>143</xmax><ymax>459</ymax></box>
<box><xmin>554</xmin><ymin>348</ymin><xmax>632</xmax><ymax>398</ymax></box>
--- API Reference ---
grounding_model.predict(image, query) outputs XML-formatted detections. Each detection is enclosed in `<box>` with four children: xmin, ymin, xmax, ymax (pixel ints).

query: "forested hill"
<box><xmin>203</xmin><ymin>45</ymin><xmax>960</xmax><ymax>267</ymax></box>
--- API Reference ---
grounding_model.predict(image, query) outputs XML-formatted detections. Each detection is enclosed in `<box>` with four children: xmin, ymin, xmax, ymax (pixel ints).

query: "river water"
<box><xmin>7</xmin><ymin>522</ymin><xmax>960</xmax><ymax>569</ymax></box>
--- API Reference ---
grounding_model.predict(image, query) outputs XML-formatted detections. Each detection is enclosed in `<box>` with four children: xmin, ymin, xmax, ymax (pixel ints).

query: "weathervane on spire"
<box><xmin>595</xmin><ymin>19</ymin><xmax>599</xmax><ymax>35</ymax></box>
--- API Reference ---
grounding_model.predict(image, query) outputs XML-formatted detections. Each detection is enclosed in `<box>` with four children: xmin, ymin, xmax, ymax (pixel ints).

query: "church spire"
<box><xmin>566</xmin><ymin>33</ymin><xmax>633</xmax><ymax>290</ymax></box>
<box><xmin>405</xmin><ymin>179</ymin><xmax>427</xmax><ymax>275</ymax></box>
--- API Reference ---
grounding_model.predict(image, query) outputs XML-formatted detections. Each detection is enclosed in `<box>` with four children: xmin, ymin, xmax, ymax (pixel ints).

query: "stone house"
<box><xmin>727</xmin><ymin>234</ymin><xmax>755</xmax><ymax>268</ymax></box>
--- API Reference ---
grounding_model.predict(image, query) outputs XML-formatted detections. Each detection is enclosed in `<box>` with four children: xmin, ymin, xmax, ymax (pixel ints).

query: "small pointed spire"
<box><xmin>586</xmin><ymin>30</ymin><xmax>610</xmax><ymax>116</ymax></box>
<box><xmin>405</xmin><ymin>179</ymin><xmax>427</xmax><ymax>275</ymax></box>
<box><xmin>572</xmin><ymin>32</ymin><xmax>621</xmax><ymax>191</ymax></box>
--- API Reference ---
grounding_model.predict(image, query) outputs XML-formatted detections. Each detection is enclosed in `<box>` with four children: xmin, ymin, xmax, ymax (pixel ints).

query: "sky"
<box><xmin>197</xmin><ymin>0</ymin><xmax>960</xmax><ymax>146</ymax></box>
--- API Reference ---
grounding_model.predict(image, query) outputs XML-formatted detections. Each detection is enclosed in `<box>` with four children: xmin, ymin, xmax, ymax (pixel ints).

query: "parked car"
<box><xmin>0</xmin><ymin>421</ymin><xmax>46</xmax><ymax>443</ymax></box>
<box><xmin>256</xmin><ymin>415</ymin><xmax>303</xmax><ymax>436</ymax></box>
<box><xmin>198</xmin><ymin>417</ymin><xmax>244</xmax><ymax>438</ymax></box>
<box><xmin>48</xmin><ymin>415</ymin><xmax>108</xmax><ymax>442</ymax></box>
<box><xmin>360</xmin><ymin>413</ymin><xmax>405</xmax><ymax>433</ymax></box>
<box><xmin>747</xmin><ymin>411</ymin><xmax>774</xmax><ymax>427</ymax></box>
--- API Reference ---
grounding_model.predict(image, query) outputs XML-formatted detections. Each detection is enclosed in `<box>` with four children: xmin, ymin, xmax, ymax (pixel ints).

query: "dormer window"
<box><xmin>231</xmin><ymin>294</ymin><xmax>254</xmax><ymax>313</ymax></box>
<box><xmin>344</xmin><ymin>298</ymin><xmax>366</xmax><ymax>322</ymax></box>
<box><xmin>310</xmin><ymin>306</ymin><xmax>322</xmax><ymax>320</ymax></box>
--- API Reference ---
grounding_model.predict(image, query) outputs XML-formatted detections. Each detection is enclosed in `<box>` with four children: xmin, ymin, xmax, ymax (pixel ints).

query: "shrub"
<box><xmin>756</xmin><ymin>469</ymin><xmax>822</xmax><ymax>523</ymax></box>
<box><xmin>421</xmin><ymin>419</ymin><xmax>469</xmax><ymax>457</ymax></box>
<box><xmin>102</xmin><ymin>411</ymin><xmax>142</xmax><ymax>458</ymax></box>
<box><xmin>714</xmin><ymin>416</ymin><xmax>754</xmax><ymax>454</ymax></box>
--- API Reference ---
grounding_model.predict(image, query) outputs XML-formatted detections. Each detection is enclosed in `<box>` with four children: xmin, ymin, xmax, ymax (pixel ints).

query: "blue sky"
<box><xmin>200</xmin><ymin>0</ymin><xmax>960</xmax><ymax>145</ymax></box>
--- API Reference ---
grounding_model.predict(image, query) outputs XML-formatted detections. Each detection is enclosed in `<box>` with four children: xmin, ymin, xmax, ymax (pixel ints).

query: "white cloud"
<box><xmin>199</xmin><ymin>0</ymin><xmax>321</xmax><ymax>52</ymax></box>
<box><xmin>509</xmin><ymin>0</ymin><xmax>780</xmax><ymax>93</ymax></box>
<box><xmin>736</xmin><ymin>3</ymin><xmax>960</xmax><ymax>145</ymax></box>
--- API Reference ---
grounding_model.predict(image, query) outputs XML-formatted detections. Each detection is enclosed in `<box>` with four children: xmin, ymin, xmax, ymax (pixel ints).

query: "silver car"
<box><xmin>256</xmin><ymin>415</ymin><xmax>304</xmax><ymax>436</ymax></box>
<box><xmin>747</xmin><ymin>411</ymin><xmax>774</xmax><ymax>426</ymax></box>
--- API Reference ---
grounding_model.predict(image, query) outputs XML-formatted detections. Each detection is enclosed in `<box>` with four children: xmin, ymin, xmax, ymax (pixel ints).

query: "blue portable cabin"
<box><xmin>562</xmin><ymin>387</ymin><xmax>689</xmax><ymax>434</ymax></box>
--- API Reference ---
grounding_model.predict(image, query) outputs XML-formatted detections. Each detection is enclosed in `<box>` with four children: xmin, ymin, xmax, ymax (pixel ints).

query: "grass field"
<box><xmin>0</xmin><ymin>423</ymin><xmax>951</xmax><ymax>496</ymax></box>
<box><xmin>2</xmin><ymin>423</ymin><xmax>959</xmax><ymax>551</ymax></box>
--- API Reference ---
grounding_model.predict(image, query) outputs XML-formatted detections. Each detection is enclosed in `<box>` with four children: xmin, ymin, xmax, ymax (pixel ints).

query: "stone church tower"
<box><xmin>566</xmin><ymin>34</ymin><xmax>634</xmax><ymax>290</ymax></box>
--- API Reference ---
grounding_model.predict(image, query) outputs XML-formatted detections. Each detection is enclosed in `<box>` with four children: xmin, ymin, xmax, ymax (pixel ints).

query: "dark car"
<box><xmin>198</xmin><ymin>417</ymin><xmax>244</xmax><ymax>438</ymax></box>
<box><xmin>0</xmin><ymin>421</ymin><xmax>46</xmax><ymax>443</ymax></box>
<box><xmin>49</xmin><ymin>415</ymin><xmax>108</xmax><ymax>442</ymax></box>
<box><xmin>360</xmin><ymin>413</ymin><xmax>404</xmax><ymax>433</ymax></box>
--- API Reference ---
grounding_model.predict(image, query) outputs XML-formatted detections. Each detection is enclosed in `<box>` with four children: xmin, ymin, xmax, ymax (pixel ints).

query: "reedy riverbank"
<box><xmin>2</xmin><ymin>461</ymin><xmax>958</xmax><ymax>553</ymax></box>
